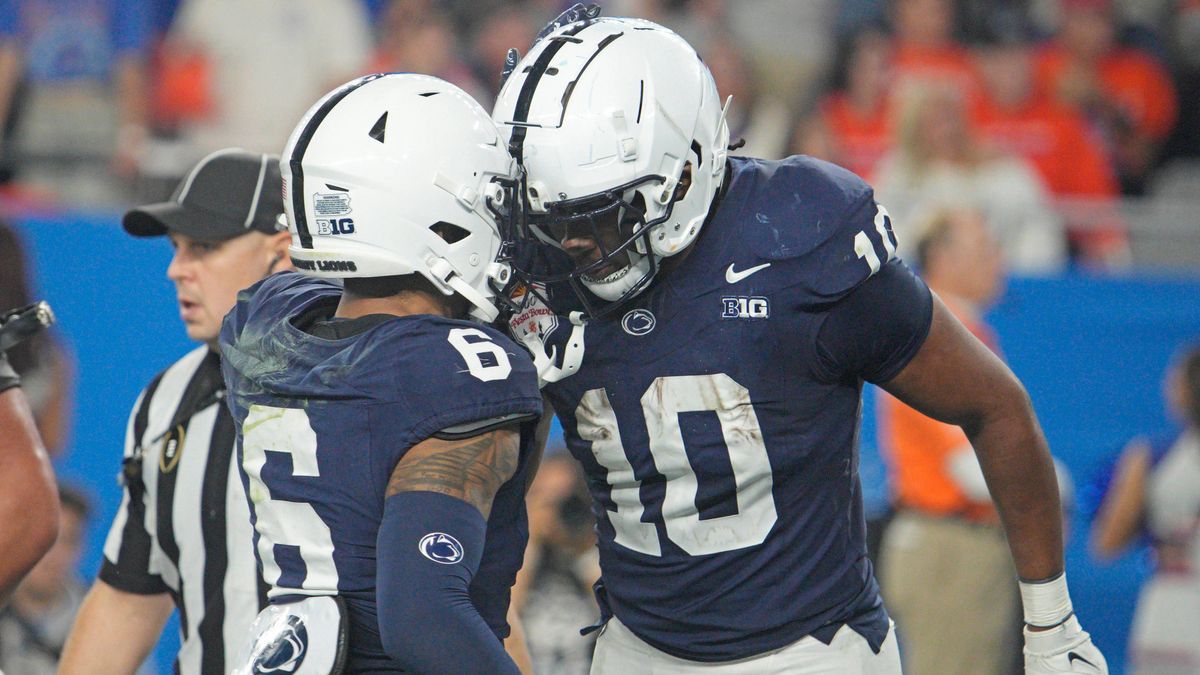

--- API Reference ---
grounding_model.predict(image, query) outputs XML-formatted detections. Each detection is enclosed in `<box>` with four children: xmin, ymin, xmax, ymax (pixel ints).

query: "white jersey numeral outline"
<box><xmin>855</xmin><ymin>203</ymin><xmax>899</xmax><ymax>275</ymax></box>
<box><xmin>448</xmin><ymin>327</ymin><xmax>513</xmax><ymax>382</ymax></box>
<box><xmin>242</xmin><ymin>405</ymin><xmax>339</xmax><ymax>596</ymax></box>
<box><xmin>575</xmin><ymin>373</ymin><xmax>777</xmax><ymax>557</ymax></box>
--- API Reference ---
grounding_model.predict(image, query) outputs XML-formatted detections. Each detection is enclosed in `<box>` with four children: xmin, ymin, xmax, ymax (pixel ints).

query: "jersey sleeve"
<box><xmin>391</xmin><ymin>323</ymin><xmax>543</xmax><ymax>456</ymax></box>
<box><xmin>749</xmin><ymin>157</ymin><xmax>902</xmax><ymax>306</ymax></box>
<box><xmin>98</xmin><ymin>385</ymin><xmax>169</xmax><ymax>595</ymax></box>
<box><xmin>811</xmin><ymin>259</ymin><xmax>933</xmax><ymax>384</ymax></box>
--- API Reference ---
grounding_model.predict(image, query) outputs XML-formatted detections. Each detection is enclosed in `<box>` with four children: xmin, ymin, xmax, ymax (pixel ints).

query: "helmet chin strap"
<box><xmin>581</xmin><ymin>249</ymin><xmax>653</xmax><ymax>301</ymax></box>
<box><xmin>428</xmin><ymin>257</ymin><xmax>500</xmax><ymax>323</ymax></box>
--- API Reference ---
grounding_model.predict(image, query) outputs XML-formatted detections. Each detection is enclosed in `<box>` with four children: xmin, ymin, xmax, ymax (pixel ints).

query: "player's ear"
<box><xmin>266</xmin><ymin>231</ymin><xmax>294</xmax><ymax>272</ymax></box>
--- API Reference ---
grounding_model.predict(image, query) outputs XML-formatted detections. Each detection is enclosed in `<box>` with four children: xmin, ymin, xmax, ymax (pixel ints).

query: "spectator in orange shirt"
<box><xmin>797</xmin><ymin>24</ymin><xmax>894</xmax><ymax>181</ymax></box>
<box><xmin>890</xmin><ymin>0</ymin><xmax>981</xmax><ymax>100</ymax></box>
<box><xmin>973</xmin><ymin>9</ymin><xmax>1128</xmax><ymax>264</ymax></box>
<box><xmin>1036</xmin><ymin>0</ymin><xmax>1178</xmax><ymax>193</ymax></box>
<box><xmin>877</xmin><ymin>205</ymin><xmax>1017</xmax><ymax>675</ymax></box>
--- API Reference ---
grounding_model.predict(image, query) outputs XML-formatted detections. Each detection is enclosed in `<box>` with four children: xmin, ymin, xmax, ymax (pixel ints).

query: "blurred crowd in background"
<box><xmin>0</xmin><ymin>1</ymin><xmax>1198</xmax><ymax>673</ymax></box>
<box><xmin>1</xmin><ymin>0</ymin><xmax>1199</xmax><ymax>270</ymax></box>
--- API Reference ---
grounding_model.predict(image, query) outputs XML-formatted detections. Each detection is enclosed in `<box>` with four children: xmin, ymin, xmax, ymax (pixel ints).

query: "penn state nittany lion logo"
<box><xmin>419</xmin><ymin>532</ymin><xmax>465</xmax><ymax>565</ymax></box>
<box><xmin>251</xmin><ymin>615</ymin><xmax>308</xmax><ymax>674</ymax></box>
<box><xmin>621</xmin><ymin>308</ymin><xmax>656</xmax><ymax>336</ymax></box>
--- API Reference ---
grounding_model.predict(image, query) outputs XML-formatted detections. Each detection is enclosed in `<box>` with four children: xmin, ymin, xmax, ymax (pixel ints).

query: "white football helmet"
<box><xmin>493</xmin><ymin>16</ymin><xmax>730</xmax><ymax>314</ymax></box>
<box><xmin>282</xmin><ymin>73</ymin><xmax>518</xmax><ymax>322</ymax></box>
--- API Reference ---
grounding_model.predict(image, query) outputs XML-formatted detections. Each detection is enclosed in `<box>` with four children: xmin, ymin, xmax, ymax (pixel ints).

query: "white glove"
<box><xmin>1024</xmin><ymin>615</ymin><xmax>1108</xmax><ymax>674</ymax></box>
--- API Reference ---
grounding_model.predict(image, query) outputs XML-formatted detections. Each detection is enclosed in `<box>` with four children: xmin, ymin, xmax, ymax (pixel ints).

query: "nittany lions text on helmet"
<box><xmin>493</xmin><ymin>17</ymin><xmax>729</xmax><ymax>314</ymax></box>
<box><xmin>282</xmin><ymin>73</ymin><xmax>519</xmax><ymax>322</ymax></box>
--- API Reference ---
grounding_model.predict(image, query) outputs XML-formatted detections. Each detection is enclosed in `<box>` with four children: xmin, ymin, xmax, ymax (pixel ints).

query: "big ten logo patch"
<box><xmin>316</xmin><ymin>218</ymin><xmax>355</xmax><ymax>235</ymax></box>
<box><xmin>721</xmin><ymin>296</ymin><xmax>769</xmax><ymax>319</ymax></box>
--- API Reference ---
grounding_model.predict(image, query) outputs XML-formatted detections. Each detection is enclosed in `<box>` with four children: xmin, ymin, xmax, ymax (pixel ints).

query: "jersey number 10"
<box><xmin>854</xmin><ymin>204</ymin><xmax>898</xmax><ymax>275</ymax></box>
<box><xmin>576</xmin><ymin>373</ymin><xmax>778</xmax><ymax>557</ymax></box>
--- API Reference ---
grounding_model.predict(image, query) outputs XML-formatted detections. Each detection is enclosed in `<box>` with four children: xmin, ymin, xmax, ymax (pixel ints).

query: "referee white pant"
<box><xmin>591</xmin><ymin>616</ymin><xmax>902</xmax><ymax>674</ymax></box>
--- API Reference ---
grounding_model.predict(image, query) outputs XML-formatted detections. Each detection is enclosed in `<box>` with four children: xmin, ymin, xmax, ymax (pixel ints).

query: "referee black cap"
<box><xmin>123</xmin><ymin>149</ymin><xmax>286</xmax><ymax>242</ymax></box>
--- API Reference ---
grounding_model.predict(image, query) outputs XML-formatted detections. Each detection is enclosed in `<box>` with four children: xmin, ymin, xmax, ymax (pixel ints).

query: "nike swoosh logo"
<box><xmin>1067</xmin><ymin>652</ymin><xmax>1098</xmax><ymax>670</ymax></box>
<box><xmin>725</xmin><ymin>262</ymin><xmax>771</xmax><ymax>283</ymax></box>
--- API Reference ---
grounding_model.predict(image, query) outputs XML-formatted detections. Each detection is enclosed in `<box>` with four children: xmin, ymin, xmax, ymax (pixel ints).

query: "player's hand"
<box><xmin>499</xmin><ymin>3</ymin><xmax>601</xmax><ymax>88</ymax></box>
<box><xmin>534</xmin><ymin>3</ymin><xmax>601</xmax><ymax>42</ymax></box>
<box><xmin>1024</xmin><ymin>616</ymin><xmax>1108</xmax><ymax>674</ymax></box>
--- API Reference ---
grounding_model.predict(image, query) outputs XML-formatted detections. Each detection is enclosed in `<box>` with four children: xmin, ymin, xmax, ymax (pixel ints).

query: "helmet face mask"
<box><xmin>283</xmin><ymin>73</ymin><xmax>521</xmax><ymax>323</ymax></box>
<box><xmin>493</xmin><ymin>17</ymin><xmax>729</xmax><ymax>318</ymax></box>
<box><xmin>517</xmin><ymin>172</ymin><xmax>679</xmax><ymax>313</ymax></box>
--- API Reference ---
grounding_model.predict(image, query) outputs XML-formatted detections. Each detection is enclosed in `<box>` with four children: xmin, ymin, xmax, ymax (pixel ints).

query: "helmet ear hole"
<box><xmin>673</xmin><ymin>163</ymin><xmax>694</xmax><ymax>202</ymax></box>
<box><xmin>430</xmin><ymin>221</ymin><xmax>471</xmax><ymax>244</ymax></box>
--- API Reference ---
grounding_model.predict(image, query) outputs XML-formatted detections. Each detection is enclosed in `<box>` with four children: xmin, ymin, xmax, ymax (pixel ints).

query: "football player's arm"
<box><xmin>59</xmin><ymin>580</ymin><xmax>174</xmax><ymax>674</ymax></box>
<box><xmin>376</xmin><ymin>427</ymin><xmax>523</xmax><ymax>675</ymax></box>
<box><xmin>879</xmin><ymin>298</ymin><xmax>1065</xmax><ymax>580</ymax></box>
<box><xmin>880</xmin><ymin>299</ymin><xmax>1107</xmax><ymax>672</ymax></box>
<box><xmin>818</xmin><ymin>262</ymin><xmax>1106</xmax><ymax>672</ymax></box>
<box><xmin>1089</xmin><ymin>439</ymin><xmax>1151</xmax><ymax>559</ymax></box>
<box><xmin>0</xmin><ymin>384</ymin><xmax>59</xmax><ymax>606</ymax></box>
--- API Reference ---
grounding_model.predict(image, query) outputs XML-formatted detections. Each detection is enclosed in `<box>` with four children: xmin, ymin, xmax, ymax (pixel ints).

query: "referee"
<box><xmin>60</xmin><ymin>149</ymin><xmax>293</xmax><ymax>674</ymax></box>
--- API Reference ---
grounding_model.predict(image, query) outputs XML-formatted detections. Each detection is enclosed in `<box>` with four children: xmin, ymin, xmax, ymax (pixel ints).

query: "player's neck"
<box><xmin>336</xmin><ymin>291</ymin><xmax>456</xmax><ymax>320</ymax></box>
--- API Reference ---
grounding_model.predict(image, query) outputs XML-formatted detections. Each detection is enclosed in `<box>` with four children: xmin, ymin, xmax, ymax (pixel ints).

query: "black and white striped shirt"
<box><xmin>101</xmin><ymin>346</ymin><xmax>265</xmax><ymax>674</ymax></box>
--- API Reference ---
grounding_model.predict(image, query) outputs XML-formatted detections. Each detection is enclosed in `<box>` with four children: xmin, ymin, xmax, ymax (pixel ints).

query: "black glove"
<box><xmin>0</xmin><ymin>301</ymin><xmax>56</xmax><ymax>393</ymax></box>
<box><xmin>500</xmin><ymin>3</ymin><xmax>602</xmax><ymax>89</ymax></box>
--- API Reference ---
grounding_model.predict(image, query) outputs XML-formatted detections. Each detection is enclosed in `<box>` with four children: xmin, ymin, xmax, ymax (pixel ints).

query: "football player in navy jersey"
<box><xmin>219</xmin><ymin>74</ymin><xmax>544</xmax><ymax>674</ymax></box>
<box><xmin>493</xmin><ymin>9</ymin><xmax>1107</xmax><ymax>674</ymax></box>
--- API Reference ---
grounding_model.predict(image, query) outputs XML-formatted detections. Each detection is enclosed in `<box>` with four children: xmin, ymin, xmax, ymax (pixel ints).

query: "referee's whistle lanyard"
<box><xmin>121</xmin><ymin>387</ymin><xmax>225</xmax><ymax>496</ymax></box>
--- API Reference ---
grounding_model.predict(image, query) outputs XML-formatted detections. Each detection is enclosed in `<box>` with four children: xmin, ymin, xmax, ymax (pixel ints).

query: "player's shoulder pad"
<box><xmin>393</xmin><ymin>317</ymin><xmax>539</xmax><ymax>391</ymax></box>
<box><xmin>733</xmin><ymin>156</ymin><xmax>894</xmax><ymax>305</ymax></box>
<box><xmin>221</xmin><ymin>271</ymin><xmax>339</xmax><ymax>349</ymax></box>
<box><xmin>383</xmin><ymin>316</ymin><xmax>543</xmax><ymax>445</ymax></box>
<box><xmin>739</xmin><ymin>155</ymin><xmax>874</xmax><ymax>261</ymax></box>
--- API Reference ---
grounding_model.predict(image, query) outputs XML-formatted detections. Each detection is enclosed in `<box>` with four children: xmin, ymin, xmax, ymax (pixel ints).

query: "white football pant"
<box><xmin>591</xmin><ymin>616</ymin><xmax>902</xmax><ymax>674</ymax></box>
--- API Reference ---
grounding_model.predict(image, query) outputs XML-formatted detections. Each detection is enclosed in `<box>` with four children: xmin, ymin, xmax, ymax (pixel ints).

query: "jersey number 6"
<box><xmin>242</xmin><ymin>405</ymin><xmax>338</xmax><ymax>595</ymax></box>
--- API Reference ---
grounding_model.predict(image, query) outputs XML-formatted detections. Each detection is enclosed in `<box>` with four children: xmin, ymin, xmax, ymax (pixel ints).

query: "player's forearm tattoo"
<box><xmin>386</xmin><ymin>429</ymin><xmax>520</xmax><ymax>517</ymax></box>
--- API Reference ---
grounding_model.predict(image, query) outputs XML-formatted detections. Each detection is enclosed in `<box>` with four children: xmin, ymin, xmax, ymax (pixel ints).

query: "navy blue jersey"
<box><xmin>518</xmin><ymin>156</ymin><xmax>933</xmax><ymax>661</ymax></box>
<box><xmin>220</xmin><ymin>271</ymin><xmax>542</xmax><ymax>672</ymax></box>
